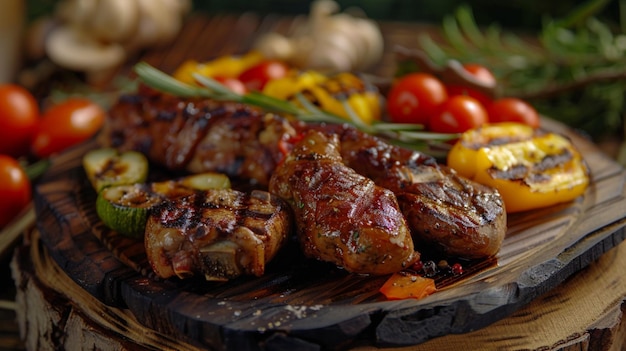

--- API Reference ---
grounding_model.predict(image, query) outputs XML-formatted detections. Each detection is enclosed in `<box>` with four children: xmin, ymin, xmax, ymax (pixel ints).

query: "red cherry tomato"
<box><xmin>487</xmin><ymin>97</ymin><xmax>540</xmax><ymax>129</ymax></box>
<box><xmin>0</xmin><ymin>84</ymin><xmax>40</xmax><ymax>157</ymax></box>
<box><xmin>386</xmin><ymin>73</ymin><xmax>448</xmax><ymax>125</ymax></box>
<box><xmin>447</xmin><ymin>63</ymin><xmax>496</xmax><ymax>107</ymax></box>
<box><xmin>462</xmin><ymin>63</ymin><xmax>496</xmax><ymax>85</ymax></box>
<box><xmin>429</xmin><ymin>95</ymin><xmax>488</xmax><ymax>134</ymax></box>
<box><xmin>31</xmin><ymin>98</ymin><xmax>106</xmax><ymax>158</ymax></box>
<box><xmin>213</xmin><ymin>76</ymin><xmax>248</xmax><ymax>95</ymax></box>
<box><xmin>0</xmin><ymin>155</ymin><xmax>31</xmax><ymax>228</ymax></box>
<box><xmin>238</xmin><ymin>60</ymin><xmax>289</xmax><ymax>91</ymax></box>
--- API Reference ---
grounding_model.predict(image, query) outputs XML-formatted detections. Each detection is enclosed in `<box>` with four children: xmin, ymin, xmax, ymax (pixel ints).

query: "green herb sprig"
<box><xmin>134</xmin><ymin>62</ymin><xmax>456</xmax><ymax>157</ymax></box>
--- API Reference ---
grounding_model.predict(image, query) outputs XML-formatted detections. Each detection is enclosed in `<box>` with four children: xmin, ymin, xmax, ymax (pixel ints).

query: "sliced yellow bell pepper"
<box><xmin>263</xmin><ymin>70</ymin><xmax>382</xmax><ymax>125</ymax></box>
<box><xmin>261</xmin><ymin>70</ymin><xmax>327</xmax><ymax>99</ymax></box>
<box><xmin>447</xmin><ymin>123</ymin><xmax>590</xmax><ymax>213</ymax></box>
<box><xmin>173</xmin><ymin>51</ymin><xmax>265</xmax><ymax>84</ymax></box>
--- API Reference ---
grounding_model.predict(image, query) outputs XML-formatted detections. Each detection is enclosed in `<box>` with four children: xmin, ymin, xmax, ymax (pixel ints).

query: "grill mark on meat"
<box><xmin>307</xmin><ymin>124</ymin><xmax>506</xmax><ymax>259</ymax></box>
<box><xmin>106</xmin><ymin>87</ymin><xmax>507</xmax><ymax>274</ymax></box>
<box><xmin>144</xmin><ymin>189</ymin><xmax>291</xmax><ymax>280</ymax></box>
<box><xmin>269</xmin><ymin>130</ymin><xmax>419</xmax><ymax>274</ymax></box>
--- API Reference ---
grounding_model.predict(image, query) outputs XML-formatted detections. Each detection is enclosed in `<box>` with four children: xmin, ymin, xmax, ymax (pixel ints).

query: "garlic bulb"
<box><xmin>254</xmin><ymin>0</ymin><xmax>384</xmax><ymax>73</ymax></box>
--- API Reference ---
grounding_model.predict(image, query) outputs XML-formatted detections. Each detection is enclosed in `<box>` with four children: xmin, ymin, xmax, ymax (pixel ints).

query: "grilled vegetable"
<box><xmin>379</xmin><ymin>272</ymin><xmax>436</xmax><ymax>300</ymax></box>
<box><xmin>172</xmin><ymin>51</ymin><xmax>265</xmax><ymax>84</ymax></box>
<box><xmin>83</xmin><ymin>148</ymin><xmax>149</xmax><ymax>192</ymax></box>
<box><xmin>262</xmin><ymin>70</ymin><xmax>381</xmax><ymax>125</ymax></box>
<box><xmin>96</xmin><ymin>172</ymin><xmax>232</xmax><ymax>238</ymax></box>
<box><xmin>150</xmin><ymin>172</ymin><xmax>231</xmax><ymax>196</ymax></box>
<box><xmin>447</xmin><ymin>123</ymin><xmax>590</xmax><ymax>213</ymax></box>
<box><xmin>96</xmin><ymin>183</ymin><xmax>162</xmax><ymax>239</ymax></box>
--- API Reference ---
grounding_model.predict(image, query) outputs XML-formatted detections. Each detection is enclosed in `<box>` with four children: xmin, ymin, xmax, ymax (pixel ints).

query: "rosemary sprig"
<box><xmin>412</xmin><ymin>1</ymin><xmax>626</xmax><ymax>148</ymax></box>
<box><xmin>133</xmin><ymin>62</ymin><xmax>457</xmax><ymax>153</ymax></box>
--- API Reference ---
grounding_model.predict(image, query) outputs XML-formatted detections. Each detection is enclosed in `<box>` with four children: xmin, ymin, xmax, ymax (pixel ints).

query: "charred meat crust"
<box><xmin>269</xmin><ymin>130</ymin><xmax>419</xmax><ymax>275</ymax></box>
<box><xmin>315</xmin><ymin>125</ymin><xmax>507</xmax><ymax>259</ymax></box>
<box><xmin>106</xmin><ymin>86</ymin><xmax>298</xmax><ymax>186</ymax></box>
<box><xmin>144</xmin><ymin>189</ymin><xmax>292</xmax><ymax>281</ymax></box>
<box><xmin>106</xmin><ymin>88</ymin><xmax>507</xmax><ymax>275</ymax></box>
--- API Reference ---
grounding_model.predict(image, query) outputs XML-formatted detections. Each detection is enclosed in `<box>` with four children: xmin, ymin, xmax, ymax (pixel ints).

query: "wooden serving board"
<box><xmin>26</xmin><ymin>12</ymin><xmax>626</xmax><ymax>350</ymax></box>
<box><xmin>32</xmin><ymin>114</ymin><xmax>626</xmax><ymax>350</ymax></box>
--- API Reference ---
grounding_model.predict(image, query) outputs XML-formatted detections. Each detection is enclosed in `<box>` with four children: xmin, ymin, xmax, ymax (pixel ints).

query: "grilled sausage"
<box><xmin>269</xmin><ymin>130</ymin><xmax>419</xmax><ymax>274</ymax></box>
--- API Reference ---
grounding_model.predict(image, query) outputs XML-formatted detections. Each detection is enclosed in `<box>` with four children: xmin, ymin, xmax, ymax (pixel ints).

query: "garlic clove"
<box><xmin>86</xmin><ymin>0</ymin><xmax>140</xmax><ymax>43</ymax></box>
<box><xmin>55</xmin><ymin>0</ymin><xmax>97</xmax><ymax>27</ymax></box>
<box><xmin>253</xmin><ymin>32</ymin><xmax>295</xmax><ymax>62</ymax></box>
<box><xmin>352</xmin><ymin>19</ymin><xmax>384</xmax><ymax>69</ymax></box>
<box><xmin>128</xmin><ymin>0</ymin><xmax>187</xmax><ymax>49</ymax></box>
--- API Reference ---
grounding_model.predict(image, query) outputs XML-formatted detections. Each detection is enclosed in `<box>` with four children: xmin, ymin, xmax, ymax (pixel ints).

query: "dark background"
<box><xmin>27</xmin><ymin>0</ymin><xmax>621</xmax><ymax>32</ymax></box>
<box><xmin>189</xmin><ymin>0</ymin><xmax>621</xmax><ymax>31</ymax></box>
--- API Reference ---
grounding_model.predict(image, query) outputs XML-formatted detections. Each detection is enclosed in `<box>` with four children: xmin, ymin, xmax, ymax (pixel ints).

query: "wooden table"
<box><xmin>2</xmin><ymin>12</ymin><xmax>626</xmax><ymax>351</ymax></box>
<box><xmin>7</xmin><ymin>226</ymin><xmax>626</xmax><ymax>351</ymax></box>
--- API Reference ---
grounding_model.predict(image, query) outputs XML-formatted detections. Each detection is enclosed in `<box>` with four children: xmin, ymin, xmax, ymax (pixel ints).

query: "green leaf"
<box><xmin>456</xmin><ymin>6</ymin><xmax>485</xmax><ymax>48</ymax></box>
<box><xmin>554</xmin><ymin>0</ymin><xmax>612</xmax><ymax>28</ymax></box>
<box><xmin>442</xmin><ymin>13</ymin><xmax>469</xmax><ymax>55</ymax></box>
<box><xmin>134</xmin><ymin>62</ymin><xmax>212</xmax><ymax>98</ymax></box>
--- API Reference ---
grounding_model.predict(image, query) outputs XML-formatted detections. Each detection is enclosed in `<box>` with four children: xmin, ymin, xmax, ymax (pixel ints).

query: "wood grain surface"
<box><xmin>10</xmin><ymin>225</ymin><xmax>626</xmax><ymax>350</ymax></box>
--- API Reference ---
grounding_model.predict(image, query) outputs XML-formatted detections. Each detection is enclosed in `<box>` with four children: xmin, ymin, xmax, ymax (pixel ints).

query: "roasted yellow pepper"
<box><xmin>173</xmin><ymin>51</ymin><xmax>265</xmax><ymax>84</ymax></box>
<box><xmin>262</xmin><ymin>70</ymin><xmax>382</xmax><ymax>125</ymax></box>
<box><xmin>447</xmin><ymin>123</ymin><xmax>590</xmax><ymax>213</ymax></box>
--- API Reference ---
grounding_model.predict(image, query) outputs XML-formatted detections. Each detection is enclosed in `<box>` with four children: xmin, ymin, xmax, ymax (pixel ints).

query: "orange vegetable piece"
<box><xmin>379</xmin><ymin>272</ymin><xmax>436</xmax><ymax>300</ymax></box>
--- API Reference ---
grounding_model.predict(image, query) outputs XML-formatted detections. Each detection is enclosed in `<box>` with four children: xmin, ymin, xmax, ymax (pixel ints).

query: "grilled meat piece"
<box><xmin>106</xmin><ymin>86</ymin><xmax>298</xmax><ymax>186</ymax></box>
<box><xmin>269</xmin><ymin>130</ymin><xmax>419</xmax><ymax>274</ymax></box>
<box><xmin>317</xmin><ymin>125</ymin><xmax>507</xmax><ymax>259</ymax></box>
<box><xmin>144</xmin><ymin>189</ymin><xmax>291</xmax><ymax>281</ymax></box>
<box><xmin>105</xmin><ymin>88</ymin><xmax>506</xmax><ymax>270</ymax></box>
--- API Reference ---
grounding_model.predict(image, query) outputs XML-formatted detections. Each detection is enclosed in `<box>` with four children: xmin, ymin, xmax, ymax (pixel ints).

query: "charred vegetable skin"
<box><xmin>94</xmin><ymin>172</ymin><xmax>232</xmax><ymax>239</ymax></box>
<box><xmin>145</xmin><ymin>189</ymin><xmax>291</xmax><ymax>281</ymax></box>
<box><xmin>83</xmin><ymin>148</ymin><xmax>149</xmax><ymax>192</ymax></box>
<box><xmin>447</xmin><ymin>123</ymin><xmax>589</xmax><ymax>213</ymax></box>
<box><xmin>262</xmin><ymin>70</ymin><xmax>381</xmax><ymax>125</ymax></box>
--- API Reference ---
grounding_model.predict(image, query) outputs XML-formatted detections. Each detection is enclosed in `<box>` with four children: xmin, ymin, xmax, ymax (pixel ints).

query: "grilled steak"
<box><xmin>270</xmin><ymin>130</ymin><xmax>419</xmax><ymax>274</ymax></box>
<box><xmin>322</xmin><ymin>125</ymin><xmax>506</xmax><ymax>259</ymax></box>
<box><xmin>106</xmin><ymin>86</ymin><xmax>298</xmax><ymax>186</ymax></box>
<box><xmin>144</xmin><ymin>189</ymin><xmax>291</xmax><ymax>281</ymax></box>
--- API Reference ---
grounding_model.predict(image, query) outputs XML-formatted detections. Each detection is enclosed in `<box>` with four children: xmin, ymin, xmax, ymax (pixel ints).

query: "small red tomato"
<box><xmin>447</xmin><ymin>63</ymin><xmax>496</xmax><ymax>107</ymax></box>
<box><xmin>0</xmin><ymin>84</ymin><xmax>40</xmax><ymax>157</ymax></box>
<box><xmin>238</xmin><ymin>60</ymin><xmax>289</xmax><ymax>91</ymax></box>
<box><xmin>429</xmin><ymin>95</ymin><xmax>488</xmax><ymax>134</ymax></box>
<box><xmin>213</xmin><ymin>76</ymin><xmax>248</xmax><ymax>95</ymax></box>
<box><xmin>31</xmin><ymin>98</ymin><xmax>106</xmax><ymax>158</ymax></box>
<box><xmin>386</xmin><ymin>73</ymin><xmax>448</xmax><ymax>125</ymax></box>
<box><xmin>462</xmin><ymin>63</ymin><xmax>496</xmax><ymax>85</ymax></box>
<box><xmin>0</xmin><ymin>155</ymin><xmax>31</xmax><ymax>228</ymax></box>
<box><xmin>487</xmin><ymin>97</ymin><xmax>540</xmax><ymax>129</ymax></box>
